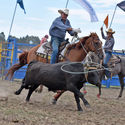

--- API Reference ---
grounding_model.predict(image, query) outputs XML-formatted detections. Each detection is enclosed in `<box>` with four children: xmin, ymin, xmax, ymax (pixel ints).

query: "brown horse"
<box><xmin>6</xmin><ymin>33</ymin><xmax>103</xmax><ymax>97</ymax></box>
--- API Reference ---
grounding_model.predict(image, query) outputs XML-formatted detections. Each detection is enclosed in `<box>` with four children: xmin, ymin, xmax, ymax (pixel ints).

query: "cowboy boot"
<box><xmin>103</xmin><ymin>64</ymin><xmax>111</xmax><ymax>79</ymax></box>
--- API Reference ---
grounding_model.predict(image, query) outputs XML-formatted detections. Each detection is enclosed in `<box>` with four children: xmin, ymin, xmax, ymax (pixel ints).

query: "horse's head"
<box><xmin>80</xmin><ymin>33</ymin><xmax>104</xmax><ymax>60</ymax></box>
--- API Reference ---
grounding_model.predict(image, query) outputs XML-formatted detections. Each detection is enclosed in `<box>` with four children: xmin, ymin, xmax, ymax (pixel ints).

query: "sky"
<box><xmin>0</xmin><ymin>0</ymin><xmax>125</xmax><ymax>50</ymax></box>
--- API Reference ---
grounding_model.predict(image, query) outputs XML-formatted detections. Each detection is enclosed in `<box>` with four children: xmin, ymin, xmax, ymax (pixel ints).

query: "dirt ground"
<box><xmin>0</xmin><ymin>79</ymin><xmax>125</xmax><ymax>125</ymax></box>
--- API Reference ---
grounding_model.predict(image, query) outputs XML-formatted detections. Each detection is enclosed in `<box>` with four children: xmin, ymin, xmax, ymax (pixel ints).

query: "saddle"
<box><xmin>36</xmin><ymin>39</ymin><xmax>69</xmax><ymax>61</ymax></box>
<box><xmin>107</xmin><ymin>55</ymin><xmax>121</xmax><ymax>68</ymax></box>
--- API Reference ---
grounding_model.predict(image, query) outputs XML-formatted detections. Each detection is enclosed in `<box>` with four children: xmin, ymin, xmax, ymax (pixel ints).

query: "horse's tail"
<box><xmin>5</xmin><ymin>51</ymin><xmax>28</xmax><ymax>80</ymax></box>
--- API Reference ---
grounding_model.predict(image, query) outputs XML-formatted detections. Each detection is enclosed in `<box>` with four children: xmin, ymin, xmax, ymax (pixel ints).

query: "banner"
<box><xmin>117</xmin><ymin>1</ymin><xmax>125</xmax><ymax>12</ymax></box>
<box><xmin>17</xmin><ymin>0</ymin><xmax>26</xmax><ymax>14</ymax></box>
<box><xmin>73</xmin><ymin>0</ymin><xmax>98</xmax><ymax>22</ymax></box>
<box><xmin>104</xmin><ymin>15</ymin><xmax>108</xmax><ymax>28</ymax></box>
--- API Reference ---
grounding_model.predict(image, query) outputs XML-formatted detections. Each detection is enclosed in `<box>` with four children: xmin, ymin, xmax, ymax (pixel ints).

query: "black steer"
<box><xmin>15</xmin><ymin>61</ymin><xmax>101</xmax><ymax>111</ymax></box>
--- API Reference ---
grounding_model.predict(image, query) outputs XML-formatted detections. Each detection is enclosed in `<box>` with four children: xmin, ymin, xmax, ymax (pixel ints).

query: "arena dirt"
<box><xmin>0</xmin><ymin>79</ymin><xmax>125</xmax><ymax>125</ymax></box>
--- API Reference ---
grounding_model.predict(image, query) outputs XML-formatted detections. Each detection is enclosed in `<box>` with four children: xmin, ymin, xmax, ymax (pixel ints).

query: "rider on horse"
<box><xmin>49</xmin><ymin>8</ymin><xmax>81</xmax><ymax>64</ymax></box>
<box><xmin>101</xmin><ymin>27</ymin><xmax>115</xmax><ymax>78</ymax></box>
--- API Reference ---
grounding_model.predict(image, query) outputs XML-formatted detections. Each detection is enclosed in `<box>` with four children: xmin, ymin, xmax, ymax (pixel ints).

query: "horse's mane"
<box><xmin>66</xmin><ymin>34</ymin><xmax>92</xmax><ymax>51</ymax></box>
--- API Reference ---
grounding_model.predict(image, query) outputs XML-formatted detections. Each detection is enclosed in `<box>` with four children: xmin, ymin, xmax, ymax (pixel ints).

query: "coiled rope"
<box><xmin>61</xmin><ymin>61</ymin><xmax>111</xmax><ymax>75</ymax></box>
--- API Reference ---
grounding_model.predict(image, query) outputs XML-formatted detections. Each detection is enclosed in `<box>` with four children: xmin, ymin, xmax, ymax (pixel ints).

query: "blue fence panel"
<box><xmin>14</xmin><ymin>65</ymin><xmax>28</xmax><ymax>79</ymax></box>
<box><xmin>13</xmin><ymin>42</ymin><xmax>37</xmax><ymax>79</ymax></box>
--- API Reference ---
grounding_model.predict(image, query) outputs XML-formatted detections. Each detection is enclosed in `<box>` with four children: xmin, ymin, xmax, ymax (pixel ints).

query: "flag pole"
<box><xmin>8</xmin><ymin>2</ymin><xmax>18</xmax><ymax>39</ymax></box>
<box><xmin>102</xmin><ymin>23</ymin><xmax>104</xmax><ymax>28</ymax></box>
<box><xmin>109</xmin><ymin>5</ymin><xmax>117</xmax><ymax>28</ymax></box>
<box><xmin>65</xmin><ymin>0</ymin><xmax>69</xmax><ymax>8</ymax></box>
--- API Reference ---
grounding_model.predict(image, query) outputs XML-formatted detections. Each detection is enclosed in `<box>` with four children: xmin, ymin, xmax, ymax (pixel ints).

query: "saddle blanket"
<box><xmin>36</xmin><ymin>42</ymin><xmax>70</xmax><ymax>57</ymax></box>
<box><xmin>36</xmin><ymin>42</ymin><xmax>47</xmax><ymax>55</ymax></box>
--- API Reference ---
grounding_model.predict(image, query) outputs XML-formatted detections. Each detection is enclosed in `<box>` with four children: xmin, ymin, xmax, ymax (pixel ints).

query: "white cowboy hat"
<box><xmin>106</xmin><ymin>28</ymin><xmax>115</xmax><ymax>34</ymax></box>
<box><xmin>58</xmin><ymin>8</ymin><xmax>69</xmax><ymax>15</ymax></box>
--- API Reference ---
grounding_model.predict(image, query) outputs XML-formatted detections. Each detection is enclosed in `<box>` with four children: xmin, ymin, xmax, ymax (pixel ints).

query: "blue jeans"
<box><xmin>103</xmin><ymin>51</ymin><xmax>112</xmax><ymax>65</ymax></box>
<box><xmin>50</xmin><ymin>36</ymin><xmax>64</xmax><ymax>64</ymax></box>
<box><xmin>103</xmin><ymin>51</ymin><xmax>112</xmax><ymax>78</ymax></box>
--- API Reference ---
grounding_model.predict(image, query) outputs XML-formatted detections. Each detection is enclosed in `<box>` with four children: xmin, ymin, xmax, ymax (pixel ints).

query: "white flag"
<box><xmin>73</xmin><ymin>0</ymin><xmax>98</xmax><ymax>22</ymax></box>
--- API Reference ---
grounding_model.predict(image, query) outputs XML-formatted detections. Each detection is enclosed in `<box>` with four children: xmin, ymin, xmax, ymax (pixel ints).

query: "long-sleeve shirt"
<box><xmin>101</xmin><ymin>31</ymin><xmax>115</xmax><ymax>52</ymax></box>
<box><xmin>49</xmin><ymin>16</ymin><xmax>74</xmax><ymax>39</ymax></box>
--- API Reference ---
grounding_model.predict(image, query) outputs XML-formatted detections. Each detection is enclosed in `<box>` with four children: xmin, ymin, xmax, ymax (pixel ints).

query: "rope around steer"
<box><xmin>61</xmin><ymin>61</ymin><xmax>111</xmax><ymax>75</ymax></box>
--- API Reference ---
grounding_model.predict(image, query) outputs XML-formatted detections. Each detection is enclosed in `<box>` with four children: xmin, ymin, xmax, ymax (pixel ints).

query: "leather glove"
<box><xmin>74</xmin><ymin>32</ymin><xmax>78</xmax><ymax>36</ymax></box>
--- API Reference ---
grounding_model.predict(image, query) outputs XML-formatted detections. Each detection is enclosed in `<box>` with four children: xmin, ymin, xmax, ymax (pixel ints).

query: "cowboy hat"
<box><xmin>106</xmin><ymin>28</ymin><xmax>115</xmax><ymax>34</ymax></box>
<box><xmin>58</xmin><ymin>8</ymin><xmax>69</xmax><ymax>15</ymax></box>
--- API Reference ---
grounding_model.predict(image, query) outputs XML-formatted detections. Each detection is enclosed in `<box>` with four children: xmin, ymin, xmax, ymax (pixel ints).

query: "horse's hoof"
<box><xmin>14</xmin><ymin>91</ymin><xmax>20</xmax><ymax>95</ymax></box>
<box><xmin>51</xmin><ymin>98</ymin><xmax>57</xmax><ymax>105</ymax></box>
<box><xmin>35</xmin><ymin>89</ymin><xmax>42</xmax><ymax>93</ymax></box>
<box><xmin>83</xmin><ymin>90</ymin><xmax>87</xmax><ymax>95</ymax></box>
<box><xmin>35</xmin><ymin>89</ymin><xmax>38</xmax><ymax>93</ymax></box>
<box><xmin>97</xmin><ymin>94</ymin><xmax>100</xmax><ymax>98</ymax></box>
<box><xmin>117</xmin><ymin>96</ymin><xmax>121</xmax><ymax>100</ymax></box>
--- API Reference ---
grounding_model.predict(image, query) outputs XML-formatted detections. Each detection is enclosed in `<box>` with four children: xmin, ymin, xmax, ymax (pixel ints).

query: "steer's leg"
<box><xmin>26</xmin><ymin>84</ymin><xmax>39</xmax><ymax>102</ymax></box>
<box><xmin>68</xmin><ymin>83</ymin><xmax>90</xmax><ymax>111</ymax></box>
<box><xmin>74</xmin><ymin>93</ymin><xmax>83</xmax><ymax>111</ymax></box>
<box><xmin>15</xmin><ymin>77</ymin><xmax>26</xmax><ymax>95</ymax></box>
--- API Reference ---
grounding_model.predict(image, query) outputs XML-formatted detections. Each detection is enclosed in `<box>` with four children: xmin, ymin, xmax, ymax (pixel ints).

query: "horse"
<box><xmin>6</xmin><ymin>33</ymin><xmax>103</xmax><ymax>80</ymax></box>
<box><xmin>82</xmin><ymin>51</ymin><xmax>125</xmax><ymax>99</ymax></box>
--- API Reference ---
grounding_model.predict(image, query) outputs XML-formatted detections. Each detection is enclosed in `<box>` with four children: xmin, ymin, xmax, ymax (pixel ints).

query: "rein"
<box><xmin>79</xmin><ymin>40</ymin><xmax>92</xmax><ymax>62</ymax></box>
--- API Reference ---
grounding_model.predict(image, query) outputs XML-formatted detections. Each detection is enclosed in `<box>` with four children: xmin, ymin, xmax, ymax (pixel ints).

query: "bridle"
<box><xmin>79</xmin><ymin>35</ymin><xmax>102</xmax><ymax>62</ymax></box>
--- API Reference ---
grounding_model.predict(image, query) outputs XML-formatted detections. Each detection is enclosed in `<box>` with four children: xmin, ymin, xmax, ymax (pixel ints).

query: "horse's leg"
<box><xmin>35</xmin><ymin>85</ymin><xmax>43</xmax><ymax>93</ymax></box>
<box><xmin>15</xmin><ymin>77</ymin><xmax>25</xmax><ymax>95</ymax></box>
<box><xmin>83</xmin><ymin>84</ymin><xmax>87</xmax><ymax>94</ymax></box>
<box><xmin>96</xmin><ymin>83</ymin><xmax>101</xmax><ymax>98</ymax></box>
<box><xmin>26</xmin><ymin>84</ymin><xmax>39</xmax><ymax>102</ymax></box>
<box><xmin>52</xmin><ymin>84</ymin><xmax>87</xmax><ymax>105</ymax></box>
<box><xmin>46</xmin><ymin>53</ymin><xmax>49</xmax><ymax>63</ymax></box>
<box><xmin>118</xmin><ymin>74</ymin><xmax>124</xmax><ymax>99</ymax></box>
<box><xmin>52</xmin><ymin>90</ymin><xmax>65</xmax><ymax>104</ymax></box>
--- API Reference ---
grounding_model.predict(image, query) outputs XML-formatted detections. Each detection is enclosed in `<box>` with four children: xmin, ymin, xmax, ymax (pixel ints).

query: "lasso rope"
<box><xmin>61</xmin><ymin>61</ymin><xmax>111</xmax><ymax>75</ymax></box>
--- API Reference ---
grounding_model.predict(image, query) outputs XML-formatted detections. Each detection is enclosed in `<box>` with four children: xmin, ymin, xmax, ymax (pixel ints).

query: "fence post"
<box><xmin>12</xmin><ymin>38</ymin><xmax>17</xmax><ymax>65</ymax></box>
<box><xmin>106</xmin><ymin>79</ymin><xmax>110</xmax><ymax>88</ymax></box>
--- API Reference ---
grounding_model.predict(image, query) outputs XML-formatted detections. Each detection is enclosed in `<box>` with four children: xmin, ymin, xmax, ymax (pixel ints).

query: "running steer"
<box><xmin>15</xmin><ymin>61</ymin><xmax>100</xmax><ymax>111</ymax></box>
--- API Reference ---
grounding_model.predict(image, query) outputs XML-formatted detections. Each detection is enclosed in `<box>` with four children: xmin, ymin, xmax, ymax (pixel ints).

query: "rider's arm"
<box><xmin>101</xmin><ymin>27</ymin><xmax>106</xmax><ymax>40</ymax></box>
<box><xmin>53</xmin><ymin>18</ymin><xmax>74</xmax><ymax>36</ymax></box>
<box><xmin>66</xmin><ymin>21</ymin><xmax>74</xmax><ymax>36</ymax></box>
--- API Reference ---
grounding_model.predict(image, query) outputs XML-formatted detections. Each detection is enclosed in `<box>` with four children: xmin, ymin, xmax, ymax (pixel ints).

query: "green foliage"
<box><xmin>0</xmin><ymin>32</ymin><xmax>41</xmax><ymax>44</ymax></box>
<box><xmin>0</xmin><ymin>32</ymin><xmax>5</xmax><ymax>42</ymax></box>
<box><xmin>11</xmin><ymin>35</ymin><xmax>41</xmax><ymax>44</ymax></box>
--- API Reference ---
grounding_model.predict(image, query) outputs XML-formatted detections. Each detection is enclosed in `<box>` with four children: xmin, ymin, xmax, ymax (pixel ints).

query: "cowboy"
<box><xmin>49</xmin><ymin>8</ymin><xmax>81</xmax><ymax>64</ymax></box>
<box><xmin>101</xmin><ymin>27</ymin><xmax>115</xmax><ymax>78</ymax></box>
